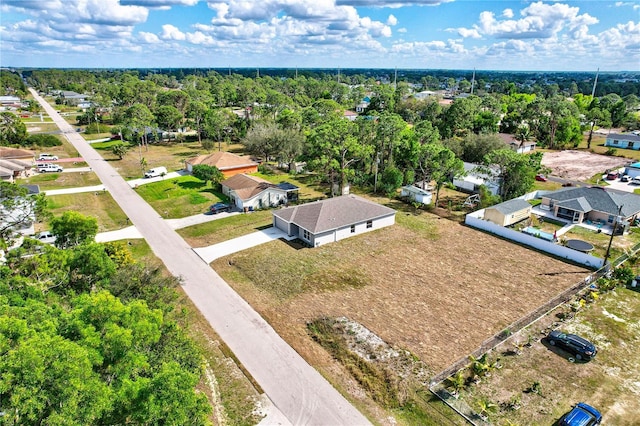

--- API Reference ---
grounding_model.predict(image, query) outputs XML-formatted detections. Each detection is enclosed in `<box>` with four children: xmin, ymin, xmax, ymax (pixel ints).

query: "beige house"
<box><xmin>484</xmin><ymin>198</ymin><xmax>532</xmax><ymax>227</ymax></box>
<box><xmin>221</xmin><ymin>174</ymin><xmax>298</xmax><ymax>211</ymax></box>
<box><xmin>0</xmin><ymin>148</ymin><xmax>35</xmax><ymax>182</ymax></box>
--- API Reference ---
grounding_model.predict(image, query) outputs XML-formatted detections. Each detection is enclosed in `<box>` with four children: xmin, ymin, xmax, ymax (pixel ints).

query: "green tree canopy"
<box><xmin>191</xmin><ymin>164</ymin><xmax>224</xmax><ymax>186</ymax></box>
<box><xmin>0</xmin><ymin>112</ymin><xmax>28</xmax><ymax>146</ymax></box>
<box><xmin>50</xmin><ymin>210</ymin><xmax>99</xmax><ymax>249</ymax></box>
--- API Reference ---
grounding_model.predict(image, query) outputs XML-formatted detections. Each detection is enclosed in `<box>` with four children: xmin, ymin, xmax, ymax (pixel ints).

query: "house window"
<box><xmin>608</xmin><ymin>215</ymin><xmax>614</xmax><ymax>223</ymax></box>
<box><xmin>366</xmin><ymin>220</ymin><xmax>373</xmax><ymax>229</ymax></box>
<box><xmin>629</xmin><ymin>141</ymin><xmax>634</xmax><ymax>149</ymax></box>
<box><xmin>612</xmin><ymin>139</ymin><xmax>618</xmax><ymax>145</ymax></box>
<box><xmin>350</xmin><ymin>225</ymin><xmax>356</xmax><ymax>233</ymax></box>
<box><xmin>303</xmin><ymin>229</ymin><xmax>310</xmax><ymax>240</ymax></box>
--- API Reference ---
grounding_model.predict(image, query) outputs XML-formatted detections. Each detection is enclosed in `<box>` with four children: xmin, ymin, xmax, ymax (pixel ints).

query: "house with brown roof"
<box><xmin>498</xmin><ymin>133</ymin><xmax>536</xmax><ymax>154</ymax></box>
<box><xmin>185</xmin><ymin>151</ymin><xmax>258</xmax><ymax>178</ymax></box>
<box><xmin>221</xmin><ymin>174</ymin><xmax>298</xmax><ymax>211</ymax></box>
<box><xmin>272</xmin><ymin>195</ymin><xmax>396</xmax><ymax>247</ymax></box>
<box><xmin>0</xmin><ymin>148</ymin><xmax>35</xmax><ymax>182</ymax></box>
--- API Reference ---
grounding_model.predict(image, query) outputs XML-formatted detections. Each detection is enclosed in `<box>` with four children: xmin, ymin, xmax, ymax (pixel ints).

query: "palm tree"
<box><xmin>476</xmin><ymin>398</ymin><xmax>498</xmax><ymax>420</ymax></box>
<box><xmin>446</xmin><ymin>371</ymin><xmax>466</xmax><ymax>397</ymax></box>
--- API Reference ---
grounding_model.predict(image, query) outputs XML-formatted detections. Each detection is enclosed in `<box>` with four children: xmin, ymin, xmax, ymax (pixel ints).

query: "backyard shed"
<box><xmin>401</xmin><ymin>185</ymin><xmax>432</xmax><ymax>205</ymax></box>
<box><xmin>484</xmin><ymin>198</ymin><xmax>532</xmax><ymax>226</ymax></box>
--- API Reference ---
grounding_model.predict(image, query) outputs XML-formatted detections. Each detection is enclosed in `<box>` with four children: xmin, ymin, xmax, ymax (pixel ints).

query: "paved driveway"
<box><xmin>31</xmin><ymin>88</ymin><xmax>371</xmax><ymax>426</ymax></box>
<box><xmin>194</xmin><ymin>227</ymin><xmax>296</xmax><ymax>263</ymax></box>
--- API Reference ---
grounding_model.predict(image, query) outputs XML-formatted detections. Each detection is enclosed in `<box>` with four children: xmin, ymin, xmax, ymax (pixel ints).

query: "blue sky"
<box><xmin>1</xmin><ymin>0</ymin><xmax>638</xmax><ymax>71</ymax></box>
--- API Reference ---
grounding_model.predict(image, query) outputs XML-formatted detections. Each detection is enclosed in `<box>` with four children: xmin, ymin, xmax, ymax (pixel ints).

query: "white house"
<box><xmin>221</xmin><ymin>174</ymin><xmax>298</xmax><ymax>211</ymax></box>
<box><xmin>604</xmin><ymin>133</ymin><xmax>640</xmax><ymax>150</ymax></box>
<box><xmin>453</xmin><ymin>162</ymin><xmax>501</xmax><ymax>196</ymax></box>
<box><xmin>272</xmin><ymin>195</ymin><xmax>396</xmax><ymax>247</ymax></box>
<box><xmin>400</xmin><ymin>185</ymin><xmax>432</xmax><ymax>205</ymax></box>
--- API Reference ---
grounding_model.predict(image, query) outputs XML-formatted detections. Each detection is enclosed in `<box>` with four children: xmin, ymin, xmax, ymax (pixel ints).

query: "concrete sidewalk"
<box><xmin>194</xmin><ymin>227</ymin><xmax>296</xmax><ymax>263</ymax></box>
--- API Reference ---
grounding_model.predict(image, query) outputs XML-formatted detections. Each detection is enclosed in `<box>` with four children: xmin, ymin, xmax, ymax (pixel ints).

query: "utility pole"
<box><xmin>604</xmin><ymin>204</ymin><xmax>623</xmax><ymax>266</ymax></box>
<box><xmin>591</xmin><ymin>67</ymin><xmax>599</xmax><ymax>98</ymax></box>
<box><xmin>470</xmin><ymin>68</ymin><xmax>476</xmax><ymax>95</ymax></box>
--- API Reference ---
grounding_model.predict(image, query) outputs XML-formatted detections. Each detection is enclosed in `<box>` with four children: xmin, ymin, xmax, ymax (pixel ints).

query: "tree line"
<box><xmin>2</xmin><ymin>69</ymin><xmax>640</xmax><ymax>201</ymax></box>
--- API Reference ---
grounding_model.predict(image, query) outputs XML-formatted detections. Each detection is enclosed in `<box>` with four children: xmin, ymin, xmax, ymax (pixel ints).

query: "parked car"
<box><xmin>535</xmin><ymin>174</ymin><xmax>548</xmax><ymax>182</ymax></box>
<box><xmin>559</xmin><ymin>402</ymin><xmax>602</xmax><ymax>426</ymax></box>
<box><xmin>144</xmin><ymin>166</ymin><xmax>167</xmax><ymax>178</ymax></box>
<box><xmin>620</xmin><ymin>175</ymin><xmax>630</xmax><ymax>182</ymax></box>
<box><xmin>546</xmin><ymin>330</ymin><xmax>597</xmax><ymax>361</ymax></box>
<box><xmin>38</xmin><ymin>153</ymin><xmax>58</xmax><ymax>161</ymax></box>
<box><xmin>35</xmin><ymin>231</ymin><xmax>56</xmax><ymax>244</ymax></box>
<box><xmin>606</xmin><ymin>171</ymin><xmax>619</xmax><ymax>180</ymax></box>
<box><xmin>37</xmin><ymin>163</ymin><xmax>63</xmax><ymax>173</ymax></box>
<box><xmin>209</xmin><ymin>202</ymin><xmax>230</xmax><ymax>214</ymax></box>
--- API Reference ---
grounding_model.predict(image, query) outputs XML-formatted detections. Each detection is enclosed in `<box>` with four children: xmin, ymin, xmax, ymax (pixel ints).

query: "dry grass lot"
<box><xmin>212</xmin><ymin>203</ymin><xmax>590</xmax><ymax>417</ymax></box>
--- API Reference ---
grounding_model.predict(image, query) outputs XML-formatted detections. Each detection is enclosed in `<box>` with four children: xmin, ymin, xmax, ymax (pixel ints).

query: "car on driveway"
<box><xmin>38</xmin><ymin>153</ymin><xmax>59</xmax><ymax>161</ymax></box>
<box><xmin>559</xmin><ymin>402</ymin><xmax>602</xmax><ymax>426</ymax></box>
<box><xmin>546</xmin><ymin>330</ymin><xmax>597</xmax><ymax>361</ymax></box>
<box><xmin>209</xmin><ymin>202</ymin><xmax>231</xmax><ymax>214</ymax></box>
<box><xmin>620</xmin><ymin>175</ymin><xmax>630</xmax><ymax>182</ymax></box>
<box><xmin>606</xmin><ymin>171</ymin><xmax>619</xmax><ymax>180</ymax></box>
<box><xmin>37</xmin><ymin>163</ymin><xmax>64</xmax><ymax>173</ymax></box>
<box><xmin>535</xmin><ymin>174</ymin><xmax>548</xmax><ymax>181</ymax></box>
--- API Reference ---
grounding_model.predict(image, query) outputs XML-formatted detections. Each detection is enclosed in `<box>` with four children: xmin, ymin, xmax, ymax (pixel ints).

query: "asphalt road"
<box><xmin>30</xmin><ymin>88</ymin><xmax>371</xmax><ymax>426</ymax></box>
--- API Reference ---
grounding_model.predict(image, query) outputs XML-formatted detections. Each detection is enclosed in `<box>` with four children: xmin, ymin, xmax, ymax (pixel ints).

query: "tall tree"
<box><xmin>484</xmin><ymin>149</ymin><xmax>536</xmax><ymax>200</ymax></box>
<box><xmin>0</xmin><ymin>182</ymin><xmax>48</xmax><ymax>246</ymax></box>
<box><xmin>0</xmin><ymin>112</ymin><xmax>28</xmax><ymax>146</ymax></box>
<box><xmin>50</xmin><ymin>211</ymin><xmax>99</xmax><ymax>249</ymax></box>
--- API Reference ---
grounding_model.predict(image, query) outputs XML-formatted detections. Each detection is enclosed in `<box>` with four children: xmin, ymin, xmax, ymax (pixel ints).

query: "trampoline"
<box><xmin>565</xmin><ymin>239</ymin><xmax>594</xmax><ymax>253</ymax></box>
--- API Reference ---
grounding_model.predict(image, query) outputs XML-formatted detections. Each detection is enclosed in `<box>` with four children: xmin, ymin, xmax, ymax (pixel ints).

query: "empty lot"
<box><xmin>212</xmin><ymin>205</ymin><xmax>590</xmax><ymax>419</ymax></box>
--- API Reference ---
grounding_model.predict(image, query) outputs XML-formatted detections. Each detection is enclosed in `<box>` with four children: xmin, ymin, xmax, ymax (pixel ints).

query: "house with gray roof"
<box><xmin>540</xmin><ymin>186</ymin><xmax>640</xmax><ymax>232</ymax></box>
<box><xmin>272</xmin><ymin>195</ymin><xmax>396</xmax><ymax>247</ymax></box>
<box><xmin>484</xmin><ymin>198</ymin><xmax>532</xmax><ymax>226</ymax></box>
<box><xmin>604</xmin><ymin>133</ymin><xmax>640</xmax><ymax>151</ymax></box>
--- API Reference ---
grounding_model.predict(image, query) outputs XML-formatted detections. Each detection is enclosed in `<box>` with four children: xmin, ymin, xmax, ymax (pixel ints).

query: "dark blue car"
<box><xmin>209</xmin><ymin>202</ymin><xmax>230</xmax><ymax>214</ymax></box>
<box><xmin>559</xmin><ymin>402</ymin><xmax>602</xmax><ymax>426</ymax></box>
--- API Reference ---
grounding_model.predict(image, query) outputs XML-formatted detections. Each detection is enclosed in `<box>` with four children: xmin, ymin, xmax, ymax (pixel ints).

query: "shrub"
<box><xmin>25</xmin><ymin>134</ymin><xmax>62</xmax><ymax>147</ymax></box>
<box><xmin>605</xmin><ymin>147</ymin><xmax>618</xmax><ymax>156</ymax></box>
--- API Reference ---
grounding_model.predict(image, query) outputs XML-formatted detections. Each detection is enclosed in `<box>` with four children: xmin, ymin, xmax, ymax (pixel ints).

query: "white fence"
<box><xmin>465</xmin><ymin>209</ymin><xmax>604</xmax><ymax>269</ymax></box>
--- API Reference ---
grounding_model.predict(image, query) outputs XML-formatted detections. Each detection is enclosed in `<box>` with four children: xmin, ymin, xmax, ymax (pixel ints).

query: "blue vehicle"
<box><xmin>560</xmin><ymin>402</ymin><xmax>602</xmax><ymax>426</ymax></box>
<box><xmin>209</xmin><ymin>202</ymin><xmax>230</xmax><ymax>214</ymax></box>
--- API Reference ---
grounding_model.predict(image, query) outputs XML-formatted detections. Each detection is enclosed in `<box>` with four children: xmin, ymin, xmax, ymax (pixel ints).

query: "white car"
<box><xmin>632</xmin><ymin>177</ymin><xmax>640</xmax><ymax>185</ymax></box>
<box><xmin>36</xmin><ymin>231</ymin><xmax>56</xmax><ymax>244</ymax></box>
<box><xmin>38</xmin><ymin>153</ymin><xmax>59</xmax><ymax>161</ymax></box>
<box><xmin>37</xmin><ymin>163</ymin><xmax>63</xmax><ymax>173</ymax></box>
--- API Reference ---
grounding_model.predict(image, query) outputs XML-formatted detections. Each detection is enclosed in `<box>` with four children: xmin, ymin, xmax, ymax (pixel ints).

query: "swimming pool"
<box><xmin>522</xmin><ymin>226</ymin><xmax>555</xmax><ymax>241</ymax></box>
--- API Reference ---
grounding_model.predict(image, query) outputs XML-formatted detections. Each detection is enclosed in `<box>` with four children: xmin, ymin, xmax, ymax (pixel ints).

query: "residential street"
<box><xmin>30</xmin><ymin>88</ymin><xmax>371</xmax><ymax>426</ymax></box>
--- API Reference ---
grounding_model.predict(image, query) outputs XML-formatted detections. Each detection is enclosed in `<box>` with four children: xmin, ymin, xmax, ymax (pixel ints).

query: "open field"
<box><xmin>179</xmin><ymin>210</ymin><xmax>273</xmax><ymax>246</ymax></box>
<box><xmin>18</xmin><ymin>170</ymin><xmax>101</xmax><ymax>189</ymax></box>
<box><xmin>542</xmin><ymin>150</ymin><xmax>629</xmax><ymax>181</ymax></box>
<box><xmin>460</xmin><ymin>282</ymin><xmax>640</xmax><ymax>425</ymax></box>
<box><xmin>212</xmin><ymin>202</ymin><xmax>590</xmax><ymax>422</ymax></box>
<box><xmin>134</xmin><ymin>175</ymin><xmax>227</xmax><ymax>219</ymax></box>
<box><xmin>44</xmin><ymin>191</ymin><xmax>128</xmax><ymax>233</ymax></box>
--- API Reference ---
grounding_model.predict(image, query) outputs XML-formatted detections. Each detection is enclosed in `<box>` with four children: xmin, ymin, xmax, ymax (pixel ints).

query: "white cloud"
<box><xmin>397</xmin><ymin>27</ymin><xmax>407</xmax><ymax>33</ymax></box>
<box><xmin>121</xmin><ymin>0</ymin><xmax>199</xmax><ymax>7</ymax></box>
<box><xmin>336</xmin><ymin>0</ymin><xmax>450</xmax><ymax>6</ymax></box>
<box><xmin>387</xmin><ymin>14</ymin><xmax>398</xmax><ymax>26</ymax></box>
<box><xmin>502</xmin><ymin>8</ymin><xmax>513</xmax><ymax>19</ymax></box>
<box><xmin>139</xmin><ymin>31</ymin><xmax>161</xmax><ymax>43</ymax></box>
<box><xmin>161</xmin><ymin>24</ymin><xmax>186</xmax><ymax>40</ymax></box>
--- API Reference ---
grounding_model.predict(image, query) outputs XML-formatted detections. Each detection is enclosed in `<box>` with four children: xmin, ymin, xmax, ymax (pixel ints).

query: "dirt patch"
<box><xmin>542</xmin><ymin>150</ymin><xmax>628</xmax><ymax>181</ymax></box>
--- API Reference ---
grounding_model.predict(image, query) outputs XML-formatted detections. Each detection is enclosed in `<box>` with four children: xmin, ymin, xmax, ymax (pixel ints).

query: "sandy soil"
<box><xmin>542</xmin><ymin>150</ymin><xmax>628</xmax><ymax>181</ymax></box>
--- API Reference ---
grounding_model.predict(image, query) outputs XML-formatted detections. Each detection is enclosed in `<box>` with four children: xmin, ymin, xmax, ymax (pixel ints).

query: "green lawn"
<box><xmin>178</xmin><ymin>210</ymin><xmax>273</xmax><ymax>247</ymax></box>
<box><xmin>18</xmin><ymin>171</ymin><xmax>101</xmax><ymax>190</ymax></box>
<box><xmin>134</xmin><ymin>175</ymin><xmax>227</xmax><ymax>218</ymax></box>
<box><xmin>43</xmin><ymin>192</ymin><xmax>128</xmax><ymax>233</ymax></box>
